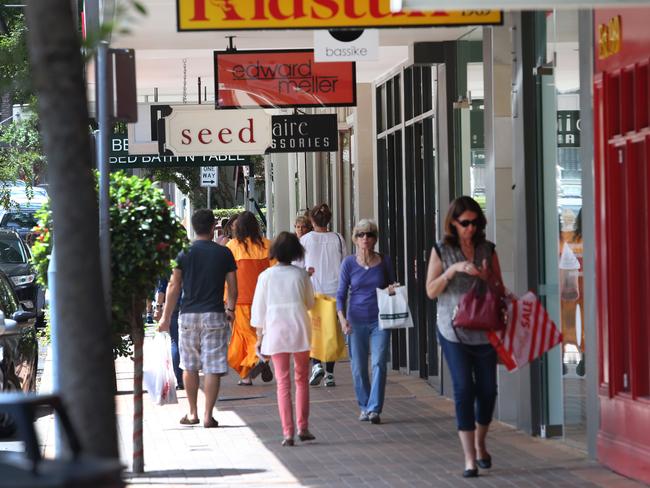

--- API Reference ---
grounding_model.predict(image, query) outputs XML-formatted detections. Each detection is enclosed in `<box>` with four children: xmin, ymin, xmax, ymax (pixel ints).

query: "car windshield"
<box><xmin>2</xmin><ymin>212</ymin><xmax>38</xmax><ymax>230</ymax></box>
<box><xmin>0</xmin><ymin>237</ymin><xmax>28</xmax><ymax>264</ymax></box>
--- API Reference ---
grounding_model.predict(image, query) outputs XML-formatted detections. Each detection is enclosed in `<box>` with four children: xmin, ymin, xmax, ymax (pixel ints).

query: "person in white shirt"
<box><xmin>251</xmin><ymin>232</ymin><xmax>316</xmax><ymax>447</ymax></box>
<box><xmin>298</xmin><ymin>203</ymin><xmax>346</xmax><ymax>387</ymax></box>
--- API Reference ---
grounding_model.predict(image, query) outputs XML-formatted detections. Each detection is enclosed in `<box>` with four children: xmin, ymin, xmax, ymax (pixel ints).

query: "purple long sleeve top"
<box><xmin>336</xmin><ymin>254</ymin><xmax>395</xmax><ymax>324</ymax></box>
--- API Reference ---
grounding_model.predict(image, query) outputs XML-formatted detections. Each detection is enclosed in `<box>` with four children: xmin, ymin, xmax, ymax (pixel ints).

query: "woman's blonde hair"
<box><xmin>352</xmin><ymin>219</ymin><xmax>378</xmax><ymax>239</ymax></box>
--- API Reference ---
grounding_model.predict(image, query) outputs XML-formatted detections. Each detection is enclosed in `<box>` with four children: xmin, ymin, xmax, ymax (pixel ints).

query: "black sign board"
<box><xmin>267</xmin><ymin>114</ymin><xmax>338</xmax><ymax>153</ymax></box>
<box><xmin>557</xmin><ymin>110</ymin><xmax>581</xmax><ymax>148</ymax></box>
<box><xmin>110</xmin><ymin>133</ymin><xmax>251</xmax><ymax>169</ymax></box>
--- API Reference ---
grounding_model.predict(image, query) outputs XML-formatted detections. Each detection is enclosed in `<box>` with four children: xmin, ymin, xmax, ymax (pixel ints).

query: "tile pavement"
<box><xmin>110</xmin><ymin>341</ymin><xmax>647</xmax><ymax>488</ymax></box>
<box><xmin>30</xmin><ymin>339</ymin><xmax>647</xmax><ymax>487</ymax></box>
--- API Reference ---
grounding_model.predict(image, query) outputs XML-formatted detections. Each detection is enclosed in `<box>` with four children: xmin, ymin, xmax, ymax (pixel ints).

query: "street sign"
<box><xmin>201</xmin><ymin>166</ymin><xmax>218</xmax><ymax>187</ymax></box>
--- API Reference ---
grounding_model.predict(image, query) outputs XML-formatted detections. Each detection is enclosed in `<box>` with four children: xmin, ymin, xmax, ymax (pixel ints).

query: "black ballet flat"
<box><xmin>476</xmin><ymin>455</ymin><xmax>492</xmax><ymax>469</ymax></box>
<box><xmin>463</xmin><ymin>468</ymin><xmax>479</xmax><ymax>478</ymax></box>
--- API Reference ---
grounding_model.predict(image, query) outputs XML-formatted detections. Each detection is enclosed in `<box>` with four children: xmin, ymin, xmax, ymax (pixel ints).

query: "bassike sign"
<box><xmin>268</xmin><ymin>114</ymin><xmax>338</xmax><ymax>153</ymax></box>
<box><xmin>214</xmin><ymin>50</ymin><xmax>356</xmax><ymax>109</ymax></box>
<box><xmin>158</xmin><ymin>105</ymin><xmax>272</xmax><ymax>156</ymax></box>
<box><xmin>176</xmin><ymin>0</ymin><xmax>503</xmax><ymax>30</ymax></box>
<box><xmin>314</xmin><ymin>29</ymin><xmax>379</xmax><ymax>62</ymax></box>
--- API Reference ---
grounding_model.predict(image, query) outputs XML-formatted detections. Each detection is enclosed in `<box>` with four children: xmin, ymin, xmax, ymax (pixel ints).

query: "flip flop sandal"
<box><xmin>237</xmin><ymin>379</ymin><xmax>253</xmax><ymax>386</ymax></box>
<box><xmin>204</xmin><ymin>417</ymin><xmax>219</xmax><ymax>428</ymax></box>
<box><xmin>179</xmin><ymin>414</ymin><xmax>200</xmax><ymax>425</ymax></box>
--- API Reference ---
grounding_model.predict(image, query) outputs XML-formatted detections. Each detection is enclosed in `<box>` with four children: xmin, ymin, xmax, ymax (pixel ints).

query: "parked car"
<box><xmin>0</xmin><ymin>207</ymin><xmax>42</xmax><ymax>246</ymax></box>
<box><xmin>0</xmin><ymin>230</ymin><xmax>45</xmax><ymax>326</ymax></box>
<box><xmin>0</xmin><ymin>269</ymin><xmax>38</xmax><ymax>437</ymax></box>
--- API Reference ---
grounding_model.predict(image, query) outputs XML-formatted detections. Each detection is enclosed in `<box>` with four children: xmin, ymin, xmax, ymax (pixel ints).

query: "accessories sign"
<box><xmin>268</xmin><ymin>114</ymin><xmax>338</xmax><ymax>153</ymax></box>
<box><xmin>159</xmin><ymin>105</ymin><xmax>272</xmax><ymax>156</ymax></box>
<box><xmin>176</xmin><ymin>0</ymin><xmax>502</xmax><ymax>31</ymax></box>
<box><xmin>214</xmin><ymin>49</ymin><xmax>356</xmax><ymax>109</ymax></box>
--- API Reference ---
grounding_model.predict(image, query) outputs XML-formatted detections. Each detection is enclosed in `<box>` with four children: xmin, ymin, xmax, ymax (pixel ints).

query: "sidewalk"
<box><xmin>107</xmin><ymin>339</ymin><xmax>647</xmax><ymax>488</ymax></box>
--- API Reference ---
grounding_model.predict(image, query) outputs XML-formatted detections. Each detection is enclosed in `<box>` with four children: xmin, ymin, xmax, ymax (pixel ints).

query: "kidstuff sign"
<box><xmin>177</xmin><ymin>0</ymin><xmax>502</xmax><ymax>30</ymax></box>
<box><xmin>215</xmin><ymin>50</ymin><xmax>356</xmax><ymax>109</ymax></box>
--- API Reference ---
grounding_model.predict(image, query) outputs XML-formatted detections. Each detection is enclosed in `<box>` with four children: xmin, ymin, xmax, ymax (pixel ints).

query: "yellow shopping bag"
<box><xmin>310</xmin><ymin>294</ymin><xmax>347</xmax><ymax>362</ymax></box>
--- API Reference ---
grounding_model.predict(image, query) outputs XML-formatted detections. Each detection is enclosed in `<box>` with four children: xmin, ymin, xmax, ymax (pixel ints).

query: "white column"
<box><xmin>270</xmin><ymin>152</ymin><xmax>292</xmax><ymax>236</ymax></box>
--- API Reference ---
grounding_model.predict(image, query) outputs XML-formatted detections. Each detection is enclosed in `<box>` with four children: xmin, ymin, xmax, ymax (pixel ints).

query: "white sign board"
<box><xmin>201</xmin><ymin>166</ymin><xmax>218</xmax><ymax>187</ymax></box>
<box><xmin>314</xmin><ymin>29</ymin><xmax>379</xmax><ymax>62</ymax></box>
<box><xmin>162</xmin><ymin>105</ymin><xmax>272</xmax><ymax>156</ymax></box>
<box><xmin>399</xmin><ymin>0</ymin><xmax>646</xmax><ymax>7</ymax></box>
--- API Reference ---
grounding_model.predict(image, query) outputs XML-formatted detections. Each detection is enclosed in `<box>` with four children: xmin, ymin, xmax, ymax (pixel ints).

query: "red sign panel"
<box><xmin>214</xmin><ymin>49</ymin><xmax>356</xmax><ymax>109</ymax></box>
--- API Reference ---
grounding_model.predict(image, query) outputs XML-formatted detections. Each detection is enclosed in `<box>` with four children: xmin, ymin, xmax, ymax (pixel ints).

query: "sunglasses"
<box><xmin>355</xmin><ymin>232</ymin><xmax>377</xmax><ymax>239</ymax></box>
<box><xmin>457</xmin><ymin>219</ymin><xmax>479</xmax><ymax>228</ymax></box>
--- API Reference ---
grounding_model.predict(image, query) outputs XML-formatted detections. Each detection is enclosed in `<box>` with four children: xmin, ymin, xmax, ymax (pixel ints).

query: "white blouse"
<box><xmin>250</xmin><ymin>264</ymin><xmax>315</xmax><ymax>355</ymax></box>
<box><xmin>298</xmin><ymin>231</ymin><xmax>346</xmax><ymax>296</ymax></box>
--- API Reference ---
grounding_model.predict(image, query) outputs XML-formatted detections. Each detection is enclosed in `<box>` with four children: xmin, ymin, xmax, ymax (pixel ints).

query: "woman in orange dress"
<box><xmin>226</xmin><ymin>211</ymin><xmax>273</xmax><ymax>385</ymax></box>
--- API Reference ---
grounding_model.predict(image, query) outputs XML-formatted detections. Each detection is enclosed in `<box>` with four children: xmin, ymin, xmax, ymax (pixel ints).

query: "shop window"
<box><xmin>414</xmin><ymin>66</ymin><xmax>423</xmax><ymax>117</ymax></box>
<box><xmin>376</xmin><ymin>85</ymin><xmax>385</xmax><ymax>134</ymax></box>
<box><xmin>386</xmin><ymin>78</ymin><xmax>394</xmax><ymax>128</ymax></box>
<box><xmin>404</xmin><ymin>68</ymin><xmax>413</xmax><ymax>120</ymax></box>
<box><xmin>393</xmin><ymin>74</ymin><xmax>402</xmax><ymax>125</ymax></box>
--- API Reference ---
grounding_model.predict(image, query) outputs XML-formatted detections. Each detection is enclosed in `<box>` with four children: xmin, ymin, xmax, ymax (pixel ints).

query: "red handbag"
<box><xmin>453</xmin><ymin>278</ymin><xmax>507</xmax><ymax>332</ymax></box>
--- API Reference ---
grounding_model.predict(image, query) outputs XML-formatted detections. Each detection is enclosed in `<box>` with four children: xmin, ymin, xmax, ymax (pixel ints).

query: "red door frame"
<box><xmin>594</xmin><ymin>8</ymin><xmax>650</xmax><ymax>485</ymax></box>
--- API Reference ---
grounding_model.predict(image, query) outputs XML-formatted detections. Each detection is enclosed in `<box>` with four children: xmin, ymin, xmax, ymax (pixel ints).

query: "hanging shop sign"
<box><xmin>177</xmin><ymin>0</ymin><xmax>502</xmax><ymax>30</ymax></box>
<box><xmin>314</xmin><ymin>29</ymin><xmax>379</xmax><ymax>62</ymax></box>
<box><xmin>268</xmin><ymin>114</ymin><xmax>338</xmax><ymax>153</ymax></box>
<box><xmin>110</xmin><ymin>132</ymin><xmax>252</xmax><ymax>168</ymax></box>
<box><xmin>214</xmin><ymin>49</ymin><xmax>356</xmax><ymax>109</ymax></box>
<box><xmin>557</xmin><ymin>110</ymin><xmax>581</xmax><ymax>148</ymax></box>
<box><xmin>399</xmin><ymin>0</ymin><xmax>644</xmax><ymax>8</ymax></box>
<box><xmin>159</xmin><ymin>105</ymin><xmax>272</xmax><ymax>156</ymax></box>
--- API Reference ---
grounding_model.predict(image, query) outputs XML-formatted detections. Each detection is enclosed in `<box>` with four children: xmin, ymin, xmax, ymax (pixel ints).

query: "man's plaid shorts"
<box><xmin>178</xmin><ymin>312</ymin><xmax>229</xmax><ymax>374</ymax></box>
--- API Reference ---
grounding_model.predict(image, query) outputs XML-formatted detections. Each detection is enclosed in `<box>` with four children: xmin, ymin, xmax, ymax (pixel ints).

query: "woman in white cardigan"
<box><xmin>251</xmin><ymin>231</ymin><xmax>316</xmax><ymax>446</ymax></box>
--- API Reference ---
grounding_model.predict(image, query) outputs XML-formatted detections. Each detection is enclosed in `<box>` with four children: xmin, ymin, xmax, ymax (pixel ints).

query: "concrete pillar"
<box><xmin>353</xmin><ymin>83</ymin><xmax>376</xmax><ymax>222</ymax></box>
<box><xmin>270</xmin><ymin>152</ymin><xmax>291</xmax><ymax>237</ymax></box>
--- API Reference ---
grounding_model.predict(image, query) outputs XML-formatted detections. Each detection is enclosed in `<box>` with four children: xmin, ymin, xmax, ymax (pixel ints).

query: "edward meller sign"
<box><xmin>159</xmin><ymin>105</ymin><xmax>272</xmax><ymax>156</ymax></box>
<box><xmin>176</xmin><ymin>0</ymin><xmax>502</xmax><ymax>31</ymax></box>
<box><xmin>268</xmin><ymin>114</ymin><xmax>338</xmax><ymax>153</ymax></box>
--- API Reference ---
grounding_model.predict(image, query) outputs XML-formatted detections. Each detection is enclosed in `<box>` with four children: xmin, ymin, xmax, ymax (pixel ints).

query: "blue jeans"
<box><xmin>438</xmin><ymin>333</ymin><xmax>498</xmax><ymax>431</ymax></box>
<box><xmin>169</xmin><ymin>308</ymin><xmax>183</xmax><ymax>386</ymax></box>
<box><xmin>348</xmin><ymin>319</ymin><xmax>391</xmax><ymax>414</ymax></box>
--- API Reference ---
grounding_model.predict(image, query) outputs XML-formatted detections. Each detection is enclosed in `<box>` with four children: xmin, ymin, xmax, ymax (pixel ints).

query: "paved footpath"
<box><xmin>34</xmin><ymin>337</ymin><xmax>647</xmax><ymax>488</ymax></box>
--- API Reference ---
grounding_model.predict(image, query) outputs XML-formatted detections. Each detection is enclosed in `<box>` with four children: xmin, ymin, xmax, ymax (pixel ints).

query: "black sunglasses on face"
<box><xmin>457</xmin><ymin>219</ymin><xmax>479</xmax><ymax>228</ymax></box>
<box><xmin>355</xmin><ymin>232</ymin><xmax>377</xmax><ymax>239</ymax></box>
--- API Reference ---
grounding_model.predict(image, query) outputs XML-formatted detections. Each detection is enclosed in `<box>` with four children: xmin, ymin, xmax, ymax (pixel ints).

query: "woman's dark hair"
<box><xmin>270</xmin><ymin>231</ymin><xmax>304</xmax><ymax>264</ymax></box>
<box><xmin>310</xmin><ymin>203</ymin><xmax>332</xmax><ymax>228</ymax></box>
<box><xmin>572</xmin><ymin>209</ymin><xmax>582</xmax><ymax>242</ymax></box>
<box><xmin>443</xmin><ymin>196</ymin><xmax>487</xmax><ymax>247</ymax></box>
<box><xmin>233</xmin><ymin>211</ymin><xmax>264</xmax><ymax>253</ymax></box>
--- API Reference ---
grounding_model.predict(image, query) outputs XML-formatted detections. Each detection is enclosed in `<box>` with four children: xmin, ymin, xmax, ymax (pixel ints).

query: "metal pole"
<box><xmin>97</xmin><ymin>41</ymin><xmax>111</xmax><ymax>321</ymax></box>
<box><xmin>207</xmin><ymin>186</ymin><xmax>211</xmax><ymax>210</ymax></box>
<box><xmin>47</xmin><ymin>245</ymin><xmax>61</xmax><ymax>454</ymax></box>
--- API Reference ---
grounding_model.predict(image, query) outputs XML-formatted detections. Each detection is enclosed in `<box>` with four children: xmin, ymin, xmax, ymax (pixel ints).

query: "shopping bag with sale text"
<box><xmin>487</xmin><ymin>292</ymin><xmax>562</xmax><ymax>372</ymax></box>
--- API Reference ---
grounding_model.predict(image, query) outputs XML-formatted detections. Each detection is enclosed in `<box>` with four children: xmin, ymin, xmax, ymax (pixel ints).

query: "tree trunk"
<box><xmin>131</xmin><ymin>300</ymin><xmax>144</xmax><ymax>473</ymax></box>
<box><xmin>24</xmin><ymin>1</ymin><xmax>118</xmax><ymax>459</ymax></box>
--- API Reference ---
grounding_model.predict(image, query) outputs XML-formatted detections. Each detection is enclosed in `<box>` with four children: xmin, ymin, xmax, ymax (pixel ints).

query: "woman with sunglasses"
<box><xmin>425</xmin><ymin>196</ymin><xmax>504</xmax><ymax>478</ymax></box>
<box><xmin>337</xmin><ymin>219</ymin><xmax>395</xmax><ymax>425</ymax></box>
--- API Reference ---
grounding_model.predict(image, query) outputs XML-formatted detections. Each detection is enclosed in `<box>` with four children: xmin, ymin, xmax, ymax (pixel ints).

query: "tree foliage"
<box><xmin>31</xmin><ymin>172</ymin><xmax>188</xmax><ymax>357</ymax></box>
<box><xmin>0</xmin><ymin>8</ymin><xmax>32</xmax><ymax>103</ymax></box>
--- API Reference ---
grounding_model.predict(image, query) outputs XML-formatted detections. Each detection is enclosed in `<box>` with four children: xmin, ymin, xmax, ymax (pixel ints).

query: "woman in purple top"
<box><xmin>337</xmin><ymin>219</ymin><xmax>396</xmax><ymax>424</ymax></box>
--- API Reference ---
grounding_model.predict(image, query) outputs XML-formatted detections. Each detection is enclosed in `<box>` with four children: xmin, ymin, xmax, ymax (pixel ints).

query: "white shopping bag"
<box><xmin>143</xmin><ymin>332</ymin><xmax>178</xmax><ymax>405</ymax></box>
<box><xmin>376</xmin><ymin>286</ymin><xmax>414</xmax><ymax>330</ymax></box>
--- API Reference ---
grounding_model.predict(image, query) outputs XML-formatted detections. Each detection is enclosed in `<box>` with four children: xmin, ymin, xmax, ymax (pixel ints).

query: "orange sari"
<box><xmin>226</xmin><ymin>238</ymin><xmax>271</xmax><ymax>378</ymax></box>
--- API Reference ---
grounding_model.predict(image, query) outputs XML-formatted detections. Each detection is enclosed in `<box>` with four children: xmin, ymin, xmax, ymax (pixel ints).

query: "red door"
<box><xmin>594</xmin><ymin>8</ymin><xmax>650</xmax><ymax>484</ymax></box>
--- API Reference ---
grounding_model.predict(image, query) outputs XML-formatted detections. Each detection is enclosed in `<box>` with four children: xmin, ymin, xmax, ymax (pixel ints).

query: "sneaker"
<box><xmin>261</xmin><ymin>362</ymin><xmax>274</xmax><ymax>382</ymax></box>
<box><xmin>249</xmin><ymin>360</ymin><xmax>266</xmax><ymax>379</ymax></box>
<box><xmin>324</xmin><ymin>373</ymin><xmax>336</xmax><ymax>387</ymax></box>
<box><xmin>359</xmin><ymin>411</ymin><xmax>369</xmax><ymax>421</ymax></box>
<box><xmin>309</xmin><ymin>364</ymin><xmax>325</xmax><ymax>386</ymax></box>
<box><xmin>368</xmin><ymin>412</ymin><xmax>381</xmax><ymax>424</ymax></box>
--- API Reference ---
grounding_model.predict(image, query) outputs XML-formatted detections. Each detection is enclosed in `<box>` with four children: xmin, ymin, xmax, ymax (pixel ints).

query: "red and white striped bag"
<box><xmin>487</xmin><ymin>292</ymin><xmax>562</xmax><ymax>372</ymax></box>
